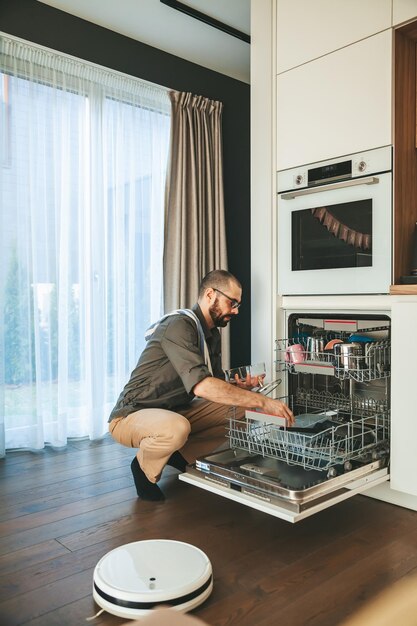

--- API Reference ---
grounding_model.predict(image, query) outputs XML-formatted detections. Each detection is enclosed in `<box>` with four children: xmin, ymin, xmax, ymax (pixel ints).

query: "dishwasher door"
<box><xmin>179</xmin><ymin>449</ymin><xmax>389</xmax><ymax>523</ymax></box>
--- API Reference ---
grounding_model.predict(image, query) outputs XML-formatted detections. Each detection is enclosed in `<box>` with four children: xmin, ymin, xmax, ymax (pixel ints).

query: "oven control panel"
<box><xmin>277</xmin><ymin>145</ymin><xmax>392</xmax><ymax>193</ymax></box>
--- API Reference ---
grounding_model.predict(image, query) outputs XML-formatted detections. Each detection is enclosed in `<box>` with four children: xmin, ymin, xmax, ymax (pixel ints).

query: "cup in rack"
<box><xmin>333</xmin><ymin>342</ymin><xmax>364</xmax><ymax>370</ymax></box>
<box><xmin>306</xmin><ymin>337</ymin><xmax>325</xmax><ymax>361</ymax></box>
<box><xmin>285</xmin><ymin>343</ymin><xmax>305</xmax><ymax>364</ymax></box>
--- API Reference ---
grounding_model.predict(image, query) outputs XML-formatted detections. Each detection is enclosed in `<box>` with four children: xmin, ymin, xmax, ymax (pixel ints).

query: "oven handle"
<box><xmin>279</xmin><ymin>176</ymin><xmax>379</xmax><ymax>200</ymax></box>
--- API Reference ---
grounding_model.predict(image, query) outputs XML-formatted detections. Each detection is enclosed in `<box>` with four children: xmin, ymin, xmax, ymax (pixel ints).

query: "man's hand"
<box><xmin>233</xmin><ymin>371</ymin><xmax>265</xmax><ymax>390</ymax></box>
<box><xmin>259</xmin><ymin>395</ymin><xmax>295</xmax><ymax>426</ymax></box>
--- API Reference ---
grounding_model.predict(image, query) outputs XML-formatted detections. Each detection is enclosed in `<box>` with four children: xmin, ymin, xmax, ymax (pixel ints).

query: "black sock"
<box><xmin>166</xmin><ymin>451</ymin><xmax>187</xmax><ymax>472</ymax></box>
<box><xmin>130</xmin><ymin>457</ymin><xmax>164</xmax><ymax>501</ymax></box>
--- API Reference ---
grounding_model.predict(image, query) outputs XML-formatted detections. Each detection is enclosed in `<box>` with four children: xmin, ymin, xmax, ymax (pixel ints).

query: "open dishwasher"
<box><xmin>179</xmin><ymin>313</ymin><xmax>391</xmax><ymax>522</ymax></box>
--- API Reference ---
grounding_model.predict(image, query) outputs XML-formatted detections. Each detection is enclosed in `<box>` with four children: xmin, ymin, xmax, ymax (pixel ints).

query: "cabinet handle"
<box><xmin>279</xmin><ymin>176</ymin><xmax>379</xmax><ymax>200</ymax></box>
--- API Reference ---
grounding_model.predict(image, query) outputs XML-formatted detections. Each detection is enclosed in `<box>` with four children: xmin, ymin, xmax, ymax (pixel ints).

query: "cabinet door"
<box><xmin>277</xmin><ymin>0</ymin><xmax>391</xmax><ymax>73</ymax></box>
<box><xmin>276</xmin><ymin>30</ymin><xmax>392</xmax><ymax>170</ymax></box>
<box><xmin>390</xmin><ymin>300</ymin><xmax>417</xmax><ymax>497</ymax></box>
<box><xmin>393</xmin><ymin>0</ymin><xmax>417</xmax><ymax>26</ymax></box>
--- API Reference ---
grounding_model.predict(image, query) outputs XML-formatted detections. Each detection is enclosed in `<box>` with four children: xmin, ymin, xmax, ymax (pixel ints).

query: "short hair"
<box><xmin>198</xmin><ymin>270</ymin><xmax>241</xmax><ymax>298</ymax></box>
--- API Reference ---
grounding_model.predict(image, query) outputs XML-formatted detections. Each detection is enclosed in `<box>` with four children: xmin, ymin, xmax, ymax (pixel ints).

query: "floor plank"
<box><xmin>0</xmin><ymin>473</ymin><xmax>133</xmax><ymax>523</ymax></box>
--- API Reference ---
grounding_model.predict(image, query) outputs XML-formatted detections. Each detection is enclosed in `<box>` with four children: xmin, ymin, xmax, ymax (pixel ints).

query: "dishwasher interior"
<box><xmin>180</xmin><ymin>313</ymin><xmax>391</xmax><ymax>522</ymax></box>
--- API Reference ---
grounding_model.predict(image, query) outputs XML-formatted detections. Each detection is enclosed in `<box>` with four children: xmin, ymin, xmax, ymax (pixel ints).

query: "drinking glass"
<box><xmin>249</xmin><ymin>362</ymin><xmax>266</xmax><ymax>388</ymax></box>
<box><xmin>225</xmin><ymin>365</ymin><xmax>250</xmax><ymax>384</ymax></box>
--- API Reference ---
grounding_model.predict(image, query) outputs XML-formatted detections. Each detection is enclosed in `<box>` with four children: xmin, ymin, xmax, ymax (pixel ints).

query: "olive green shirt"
<box><xmin>108</xmin><ymin>304</ymin><xmax>224</xmax><ymax>421</ymax></box>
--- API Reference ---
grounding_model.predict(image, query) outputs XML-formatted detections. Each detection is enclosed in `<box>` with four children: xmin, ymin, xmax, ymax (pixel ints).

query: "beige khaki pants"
<box><xmin>109</xmin><ymin>399</ymin><xmax>244</xmax><ymax>484</ymax></box>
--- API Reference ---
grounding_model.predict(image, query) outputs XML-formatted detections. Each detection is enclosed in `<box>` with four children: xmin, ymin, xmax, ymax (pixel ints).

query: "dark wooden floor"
<box><xmin>0</xmin><ymin>436</ymin><xmax>417</xmax><ymax>626</ymax></box>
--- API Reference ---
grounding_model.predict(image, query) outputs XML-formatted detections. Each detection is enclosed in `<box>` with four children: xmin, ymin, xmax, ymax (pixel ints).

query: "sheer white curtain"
<box><xmin>0</xmin><ymin>34</ymin><xmax>170</xmax><ymax>455</ymax></box>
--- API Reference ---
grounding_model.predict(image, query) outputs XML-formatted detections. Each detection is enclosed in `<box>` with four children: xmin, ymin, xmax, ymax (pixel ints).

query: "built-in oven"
<box><xmin>276</xmin><ymin>146</ymin><xmax>392</xmax><ymax>295</ymax></box>
<box><xmin>179</xmin><ymin>312</ymin><xmax>391</xmax><ymax>523</ymax></box>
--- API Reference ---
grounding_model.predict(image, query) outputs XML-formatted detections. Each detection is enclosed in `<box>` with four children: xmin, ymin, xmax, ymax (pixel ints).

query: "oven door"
<box><xmin>277</xmin><ymin>172</ymin><xmax>392</xmax><ymax>295</ymax></box>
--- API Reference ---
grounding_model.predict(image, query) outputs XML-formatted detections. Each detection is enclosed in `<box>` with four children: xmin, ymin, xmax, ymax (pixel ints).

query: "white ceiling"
<box><xmin>37</xmin><ymin>0</ymin><xmax>251</xmax><ymax>83</ymax></box>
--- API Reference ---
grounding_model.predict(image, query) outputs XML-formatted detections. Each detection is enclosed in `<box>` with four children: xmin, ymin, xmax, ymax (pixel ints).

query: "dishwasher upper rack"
<box><xmin>275</xmin><ymin>337</ymin><xmax>391</xmax><ymax>382</ymax></box>
<box><xmin>227</xmin><ymin>400</ymin><xmax>390</xmax><ymax>473</ymax></box>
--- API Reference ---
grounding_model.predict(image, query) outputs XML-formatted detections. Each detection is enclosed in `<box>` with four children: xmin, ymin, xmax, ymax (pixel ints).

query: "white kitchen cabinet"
<box><xmin>277</xmin><ymin>0</ymin><xmax>391</xmax><ymax>73</ymax></box>
<box><xmin>276</xmin><ymin>30</ymin><xmax>392</xmax><ymax>170</ymax></box>
<box><xmin>389</xmin><ymin>299</ymin><xmax>417</xmax><ymax>497</ymax></box>
<box><xmin>393</xmin><ymin>0</ymin><xmax>417</xmax><ymax>26</ymax></box>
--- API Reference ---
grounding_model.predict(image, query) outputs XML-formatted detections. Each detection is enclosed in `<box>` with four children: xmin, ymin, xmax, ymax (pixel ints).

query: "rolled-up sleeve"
<box><xmin>160</xmin><ymin>317</ymin><xmax>212</xmax><ymax>394</ymax></box>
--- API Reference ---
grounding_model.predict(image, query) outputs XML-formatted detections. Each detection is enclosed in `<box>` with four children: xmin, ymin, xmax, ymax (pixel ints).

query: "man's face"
<box><xmin>208</xmin><ymin>284</ymin><xmax>242</xmax><ymax>327</ymax></box>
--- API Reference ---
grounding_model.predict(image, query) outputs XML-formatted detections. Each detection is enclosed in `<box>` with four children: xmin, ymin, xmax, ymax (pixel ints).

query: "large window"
<box><xmin>0</xmin><ymin>36</ymin><xmax>170</xmax><ymax>454</ymax></box>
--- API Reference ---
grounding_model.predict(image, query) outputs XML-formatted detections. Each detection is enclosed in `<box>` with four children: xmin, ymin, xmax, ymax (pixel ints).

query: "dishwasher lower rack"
<box><xmin>227</xmin><ymin>400</ymin><xmax>390</xmax><ymax>473</ymax></box>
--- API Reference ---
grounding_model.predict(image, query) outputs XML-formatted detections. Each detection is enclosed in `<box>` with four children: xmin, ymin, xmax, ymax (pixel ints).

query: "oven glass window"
<box><xmin>291</xmin><ymin>199</ymin><xmax>372</xmax><ymax>271</ymax></box>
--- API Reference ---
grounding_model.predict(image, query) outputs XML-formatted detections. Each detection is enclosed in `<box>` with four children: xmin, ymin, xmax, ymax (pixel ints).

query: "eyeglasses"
<box><xmin>213</xmin><ymin>287</ymin><xmax>241</xmax><ymax>309</ymax></box>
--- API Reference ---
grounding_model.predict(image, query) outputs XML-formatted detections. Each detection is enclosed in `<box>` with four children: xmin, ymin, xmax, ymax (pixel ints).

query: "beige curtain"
<box><xmin>163</xmin><ymin>90</ymin><xmax>230</xmax><ymax>365</ymax></box>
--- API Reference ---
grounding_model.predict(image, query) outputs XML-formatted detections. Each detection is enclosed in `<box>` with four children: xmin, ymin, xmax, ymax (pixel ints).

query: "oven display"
<box><xmin>308</xmin><ymin>160</ymin><xmax>352</xmax><ymax>185</ymax></box>
<box><xmin>291</xmin><ymin>199</ymin><xmax>372</xmax><ymax>271</ymax></box>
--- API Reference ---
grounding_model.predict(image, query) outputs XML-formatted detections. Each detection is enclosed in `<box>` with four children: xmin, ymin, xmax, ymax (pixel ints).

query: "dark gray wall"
<box><xmin>0</xmin><ymin>0</ymin><xmax>251</xmax><ymax>366</ymax></box>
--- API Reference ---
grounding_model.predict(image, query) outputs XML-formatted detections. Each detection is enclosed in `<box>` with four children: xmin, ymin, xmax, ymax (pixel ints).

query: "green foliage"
<box><xmin>3</xmin><ymin>246</ymin><xmax>82</xmax><ymax>385</ymax></box>
<box><xmin>4</xmin><ymin>246</ymin><xmax>35</xmax><ymax>384</ymax></box>
<box><xmin>44</xmin><ymin>283</ymin><xmax>58</xmax><ymax>381</ymax></box>
<box><xmin>68</xmin><ymin>285</ymin><xmax>80</xmax><ymax>380</ymax></box>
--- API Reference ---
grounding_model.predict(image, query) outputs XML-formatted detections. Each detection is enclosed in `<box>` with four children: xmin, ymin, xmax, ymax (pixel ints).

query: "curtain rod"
<box><xmin>0</xmin><ymin>31</ymin><xmax>172</xmax><ymax>96</ymax></box>
<box><xmin>160</xmin><ymin>0</ymin><xmax>250</xmax><ymax>44</ymax></box>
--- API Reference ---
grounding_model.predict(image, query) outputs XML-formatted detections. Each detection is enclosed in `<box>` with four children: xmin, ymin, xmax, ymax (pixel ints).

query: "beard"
<box><xmin>209</xmin><ymin>297</ymin><xmax>231</xmax><ymax>328</ymax></box>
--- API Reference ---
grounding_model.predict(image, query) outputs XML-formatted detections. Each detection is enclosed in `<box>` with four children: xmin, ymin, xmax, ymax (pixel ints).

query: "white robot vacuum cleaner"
<box><xmin>93</xmin><ymin>539</ymin><xmax>213</xmax><ymax>619</ymax></box>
